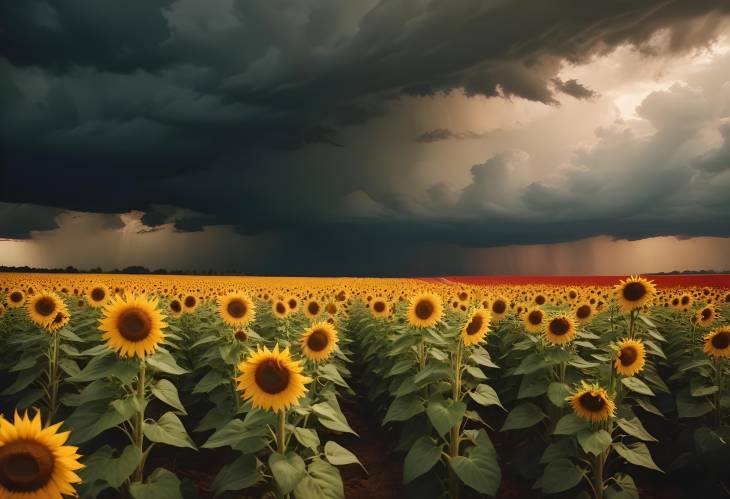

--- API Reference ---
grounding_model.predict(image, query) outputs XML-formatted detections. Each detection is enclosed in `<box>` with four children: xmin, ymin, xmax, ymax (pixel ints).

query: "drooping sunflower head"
<box><xmin>6</xmin><ymin>289</ymin><xmax>26</xmax><ymax>309</ymax></box>
<box><xmin>301</xmin><ymin>322</ymin><xmax>339</xmax><ymax>362</ymax></box>
<box><xmin>272</xmin><ymin>299</ymin><xmax>289</xmax><ymax>319</ymax></box>
<box><xmin>544</xmin><ymin>314</ymin><xmax>577</xmax><ymax>345</ymax></box>
<box><xmin>86</xmin><ymin>285</ymin><xmax>109</xmax><ymax>308</ymax></box>
<box><xmin>304</xmin><ymin>299</ymin><xmax>322</xmax><ymax>319</ymax></box>
<box><xmin>46</xmin><ymin>308</ymin><xmax>71</xmax><ymax>332</ymax></box>
<box><xmin>27</xmin><ymin>292</ymin><xmax>63</xmax><ymax>329</ymax></box>
<box><xmin>614</xmin><ymin>276</ymin><xmax>656</xmax><ymax>313</ymax></box>
<box><xmin>407</xmin><ymin>293</ymin><xmax>443</xmax><ymax>329</ymax></box>
<box><xmin>461</xmin><ymin>308</ymin><xmax>491</xmax><ymax>346</ymax></box>
<box><xmin>703</xmin><ymin>326</ymin><xmax>730</xmax><ymax>358</ymax></box>
<box><xmin>370</xmin><ymin>297</ymin><xmax>389</xmax><ymax>319</ymax></box>
<box><xmin>99</xmin><ymin>294</ymin><xmax>167</xmax><ymax>359</ymax></box>
<box><xmin>574</xmin><ymin>302</ymin><xmax>594</xmax><ymax>323</ymax></box>
<box><xmin>182</xmin><ymin>294</ymin><xmax>198</xmax><ymax>313</ymax></box>
<box><xmin>0</xmin><ymin>411</ymin><xmax>83</xmax><ymax>498</ymax></box>
<box><xmin>568</xmin><ymin>382</ymin><xmax>615</xmax><ymax>423</ymax></box>
<box><xmin>695</xmin><ymin>305</ymin><xmax>718</xmax><ymax>328</ymax></box>
<box><xmin>614</xmin><ymin>339</ymin><xmax>646</xmax><ymax>376</ymax></box>
<box><xmin>522</xmin><ymin>307</ymin><xmax>545</xmax><ymax>333</ymax></box>
<box><xmin>218</xmin><ymin>292</ymin><xmax>255</xmax><ymax>327</ymax></box>
<box><xmin>236</xmin><ymin>344</ymin><xmax>311</xmax><ymax>412</ymax></box>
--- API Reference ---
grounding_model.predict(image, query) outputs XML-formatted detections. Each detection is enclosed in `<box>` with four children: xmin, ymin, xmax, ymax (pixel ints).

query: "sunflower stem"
<box><xmin>627</xmin><ymin>310</ymin><xmax>636</xmax><ymax>340</ymax></box>
<box><xmin>45</xmin><ymin>329</ymin><xmax>61</xmax><ymax>426</ymax></box>
<box><xmin>448</xmin><ymin>340</ymin><xmax>464</xmax><ymax>499</ymax></box>
<box><xmin>590</xmin><ymin>451</ymin><xmax>605</xmax><ymax>499</ymax></box>
<box><xmin>133</xmin><ymin>359</ymin><xmax>146</xmax><ymax>483</ymax></box>
<box><xmin>277</xmin><ymin>409</ymin><xmax>287</xmax><ymax>454</ymax></box>
<box><xmin>714</xmin><ymin>356</ymin><xmax>722</xmax><ymax>428</ymax></box>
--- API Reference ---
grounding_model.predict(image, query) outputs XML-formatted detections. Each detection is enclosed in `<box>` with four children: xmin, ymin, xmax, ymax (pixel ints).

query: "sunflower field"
<box><xmin>0</xmin><ymin>274</ymin><xmax>729</xmax><ymax>499</ymax></box>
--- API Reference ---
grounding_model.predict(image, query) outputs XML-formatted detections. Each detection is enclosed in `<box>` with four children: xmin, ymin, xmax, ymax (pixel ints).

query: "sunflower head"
<box><xmin>47</xmin><ymin>309</ymin><xmax>71</xmax><ymax>332</ymax></box>
<box><xmin>568</xmin><ymin>382</ymin><xmax>615</xmax><ymax>423</ymax></box>
<box><xmin>99</xmin><ymin>294</ymin><xmax>167</xmax><ymax>359</ymax></box>
<box><xmin>614</xmin><ymin>276</ymin><xmax>656</xmax><ymax>313</ymax></box>
<box><xmin>544</xmin><ymin>314</ymin><xmax>577</xmax><ymax>345</ymax></box>
<box><xmin>695</xmin><ymin>305</ymin><xmax>718</xmax><ymax>328</ymax></box>
<box><xmin>219</xmin><ymin>292</ymin><xmax>255</xmax><ymax>327</ymax></box>
<box><xmin>614</xmin><ymin>339</ymin><xmax>646</xmax><ymax>376</ymax></box>
<box><xmin>407</xmin><ymin>293</ymin><xmax>443</xmax><ymax>328</ymax></box>
<box><xmin>522</xmin><ymin>307</ymin><xmax>545</xmax><ymax>333</ymax></box>
<box><xmin>182</xmin><ymin>294</ymin><xmax>198</xmax><ymax>313</ymax></box>
<box><xmin>370</xmin><ymin>297</ymin><xmax>389</xmax><ymax>319</ymax></box>
<box><xmin>286</xmin><ymin>296</ymin><xmax>299</xmax><ymax>312</ymax></box>
<box><xmin>301</xmin><ymin>322</ymin><xmax>339</xmax><ymax>362</ymax></box>
<box><xmin>6</xmin><ymin>289</ymin><xmax>25</xmax><ymax>309</ymax></box>
<box><xmin>304</xmin><ymin>299</ymin><xmax>322</xmax><ymax>319</ymax></box>
<box><xmin>461</xmin><ymin>308</ymin><xmax>491</xmax><ymax>346</ymax></box>
<box><xmin>490</xmin><ymin>297</ymin><xmax>508</xmax><ymax>320</ymax></box>
<box><xmin>272</xmin><ymin>299</ymin><xmax>289</xmax><ymax>319</ymax></box>
<box><xmin>86</xmin><ymin>285</ymin><xmax>109</xmax><ymax>308</ymax></box>
<box><xmin>168</xmin><ymin>299</ymin><xmax>183</xmax><ymax>318</ymax></box>
<box><xmin>236</xmin><ymin>344</ymin><xmax>311</xmax><ymax>412</ymax></box>
<box><xmin>574</xmin><ymin>303</ymin><xmax>594</xmax><ymax>323</ymax></box>
<box><xmin>27</xmin><ymin>292</ymin><xmax>64</xmax><ymax>329</ymax></box>
<box><xmin>0</xmin><ymin>411</ymin><xmax>83</xmax><ymax>498</ymax></box>
<box><xmin>704</xmin><ymin>326</ymin><xmax>730</xmax><ymax>358</ymax></box>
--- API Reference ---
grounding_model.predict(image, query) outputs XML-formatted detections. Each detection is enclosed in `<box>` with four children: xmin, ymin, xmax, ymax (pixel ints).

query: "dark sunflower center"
<box><xmin>91</xmin><ymin>288</ymin><xmax>105</xmax><ymax>301</ymax></box>
<box><xmin>307</xmin><ymin>330</ymin><xmax>330</xmax><ymax>352</ymax></box>
<box><xmin>288</xmin><ymin>299</ymin><xmax>297</xmax><ymax>309</ymax></box>
<box><xmin>326</xmin><ymin>303</ymin><xmax>337</xmax><ymax>314</ymax></box>
<box><xmin>254</xmin><ymin>359</ymin><xmax>291</xmax><ymax>394</ymax></box>
<box><xmin>170</xmin><ymin>300</ymin><xmax>182</xmax><ymax>313</ymax></box>
<box><xmin>184</xmin><ymin>296</ymin><xmax>196</xmax><ymax>308</ymax></box>
<box><xmin>234</xmin><ymin>330</ymin><xmax>247</xmax><ymax>341</ymax></box>
<box><xmin>681</xmin><ymin>296</ymin><xmax>690</xmax><ymax>305</ymax></box>
<box><xmin>549</xmin><ymin>318</ymin><xmax>570</xmax><ymax>336</ymax></box>
<box><xmin>701</xmin><ymin>308</ymin><xmax>712</xmax><ymax>320</ymax></box>
<box><xmin>335</xmin><ymin>291</ymin><xmax>346</xmax><ymax>301</ymax></box>
<box><xmin>0</xmin><ymin>440</ymin><xmax>55</xmax><ymax>492</ymax></box>
<box><xmin>307</xmin><ymin>302</ymin><xmax>320</xmax><ymax>315</ymax></box>
<box><xmin>569</xmin><ymin>291</ymin><xmax>577</xmax><ymax>299</ymax></box>
<box><xmin>276</xmin><ymin>302</ymin><xmax>287</xmax><ymax>315</ymax></box>
<box><xmin>578</xmin><ymin>392</ymin><xmax>606</xmax><ymax>413</ymax></box>
<box><xmin>619</xmin><ymin>346</ymin><xmax>638</xmax><ymax>366</ymax></box>
<box><xmin>34</xmin><ymin>297</ymin><xmax>56</xmax><ymax>317</ymax></box>
<box><xmin>622</xmin><ymin>282</ymin><xmax>646</xmax><ymax>302</ymax></box>
<box><xmin>373</xmin><ymin>301</ymin><xmax>385</xmax><ymax>313</ymax></box>
<box><xmin>535</xmin><ymin>295</ymin><xmax>546</xmax><ymax>305</ymax></box>
<box><xmin>725</xmin><ymin>293</ymin><xmax>730</xmax><ymax>303</ymax></box>
<box><xmin>10</xmin><ymin>292</ymin><xmax>22</xmax><ymax>303</ymax></box>
<box><xmin>227</xmin><ymin>299</ymin><xmax>247</xmax><ymax>318</ymax></box>
<box><xmin>492</xmin><ymin>300</ymin><xmax>506</xmax><ymax>314</ymax></box>
<box><xmin>465</xmin><ymin>314</ymin><xmax>483</xmax><ymax>335</ymax></box>
<box><xmin>576</xmin><ymin>305</ymin><xmax>591</xmax><ymax>319</ymax></box>
<box><xmin>458</xmin><ymin>292</ymin><xmax>468</xmax><ymax>301</ymax></box>
<box><xmin>52</xmin><ymin>312</ymin><xmax>66</xmax><ymax>325</ymax></box>
<box><xmin>672</xmin><ymin>298</ymin><xmax>679</xmax><ymax>306</ymax></box>
<box><xmin>528</xmin><ymin>311</ymin><xmax>543</xmax><ymax>325</ymax></box>
<box><xmin>711</xmin><ymin>331</ymin><xmax>730</xmax><ymax>350</ymax></box>
<box><xmin>415</xmin><ymin>300</ymin><xmax>434</xmax><ymax>320</ymax></box>
<box><xmin>117</xmin><ymin>308</ymin><xmax>152</xmax><ymax>342</ymax></box>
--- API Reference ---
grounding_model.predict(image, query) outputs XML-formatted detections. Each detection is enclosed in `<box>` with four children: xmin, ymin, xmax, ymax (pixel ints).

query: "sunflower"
<box><xmin>490</xmin><ymin>297</ymin><xmax>508</xmax><ymax>321</ymax></box>
<box><xmin>285</xmin><ymin>295</ymin><xmax>299</xmax><ymax>312</ymax></box>
<box><xmin>695</xmin><ymin>305</ymin><xmax>718</xmax><ymax>328</ymax></box>
<box><xmin>99</xmin><ymin>294</ymin><xmax>167</xmax><ymax>359</ymax></box>
<box><xmin>301</xmin><ymin>322</ymin><xmax>338</xmax><ymax>362</ymax></box>
<box><xmin>167</xmin><ymin>299</ymin><xmax>183</xmax><ymax>318</ymax></box>
<box><xmin>703</xmin><ymin>326</ymin><xmax>730</xmax><ymax>358</ymax></box>
<box><xmin>272</xmin><ymin>299</ymin><xmax>289</xmax><ymax>319</ymax></box>
<box><xmin>6</xmin><ymin>289</ymin><xmax>25</xmax><ymax>309</ymax></box>
<box><xmin>304</xmin><ymin>299</ymin><xmax>322</xmax><ymax>319</ymax></box>
<box><xmin>614</xmin><ymin>276</ymin><xmax>656</xmax><ymax>313</ymax></box>
<box><xmin>0</xmin><ymin>411</ymin><xmax>83</xmax><ymax>498</ymax></box>
<box><xmin>182</xmin><ymin>294</ymin><xmax>198</xmax><ymax>313</ymax></box>
<box><xmin>574</xmin><ymin>302</ymin><xmax>594</xmax><ymax>323</ymax></box>
<box><xmin>544</xmin><ymin>314</ymin><xmax>577</xmax><ymax>345</ymax></box>
<box><xmin>218</xmin><ymin>292</ymin><xmax>255</xmax><ymax>328</ymax></box>
<box><xmin>370</xmin><ymin>297</ymin><xmax>389</xmax><ymax>319</ymax></box>
<box><xmin>614</xmin><ymin>339</ymin><xmax>646</xmax><ymax>376</ymax></box>
<box><xmin>46</xmin><ymin>309</ymin><xmax>71</xmax><ymax>332</ymax></box>
<box><xmin>522</xmin><ymin>307</ymin><xmax>545</xmax><ymax>333</ymax></box>
<box><xmin>27</xmin><ymin>292</ymin><xmax>64</xmax><ymax>329</ymax></box>
<box><xmin>236</xmin><ymin>344</ymin><xmax>311</xmax><ymax>412</ymax></box>
<box><xmin>568</xmin><ymin>382</ymin><xmax>615</xmax><ymax>423</ymax></box>
<box><xmin>86</xmin><ymin>285</ymin><xmax>109</xmax><ymax>308</ymax></box>
<box><xmin>407</xmin><ymin>293</ymin><xmax>443</xmax><ymax>328</ymax></box>
<box><xmin>461</xmin><ymin>308</ymin><xmax>491</xmax><ymax>346</ymax></box>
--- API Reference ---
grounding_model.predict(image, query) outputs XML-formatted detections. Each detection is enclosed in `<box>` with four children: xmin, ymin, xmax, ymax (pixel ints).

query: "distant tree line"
<box><xmin>0</xmin><ymin>265</ymin><xmax>248</xmax><ymax>276</ymax></box>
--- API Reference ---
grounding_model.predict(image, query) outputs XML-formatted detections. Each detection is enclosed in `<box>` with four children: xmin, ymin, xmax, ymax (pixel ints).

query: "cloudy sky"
<box><xmin>1</xmin><ymin>0</ymin><xmax>730</xmax><ymax>276</ymax></box>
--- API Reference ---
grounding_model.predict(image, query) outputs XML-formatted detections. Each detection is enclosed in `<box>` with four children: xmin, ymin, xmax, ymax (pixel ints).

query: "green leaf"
<box><xmin>146</xmin><ymin>349</ymin><xmax>188</xmax><ymax>375</ymax></box>
<box><xmin>426</xmin><ymin>398</ymin><xmax>466</xmax><ymax>436</ymax></box>
<box><xmin>470</xmin><ymin>347</ymin><xmax>499</xmax><ymax>368</ymax></box>
<box><xmin>383</xmin><ymin>394</ymin><xmax>424</xmax><ymax>425</ymax></box>
<box><xmin>150</xmin><ymin>379</ymin><xmax>187</xmax><ymax>414</ymax></box>
<box><xmin>470</xmin><ymin>384</ymin><xmax>505</xmax><ymax>410</ymax></box>
<box><xmin>577</xmin><ymin>429</ymin><xmax>612</xmax><ymax>456</ymax></box>
<box><xmin>293</xmin><ymin>427</ymin><xmax>321</xmax><ymax>452</ymax></box>
<box><xmin>211</xmin><ymin>454</ymin><xmax>258</xmax><ymax>497</ymax></box>
<box><xmin>514</xmin><ymin>352</ymin><xmax>548</xmax><ymax>375</ymax></box>
<box><xmin>547</xmin><ymin>382</ymin><xmax>571</xmax><ymax>407</ymax></box>
<box><xmin>68</xmin><ymin>353</ymin><xmax>137</xmax><ymax>383</ymax></box>
<box><xmin>463</xmin><ymin>365</ymin><xmax>487</xmax><ymax>380</ymax></box>
<box><xmin>606</xmin><ymin>473</ymin><xmax>639</xmax><ymax>499</ymax></box>
<box><xmin>192</xmin><ymin>370</ymin><xmax>228</xmax><ymax>393</ymax></box>
<box><xmin>324</xmin><ymin>441</ymin><xmax>365</xmax><ymax>472</ymax></box>
<box><xmin>621</xmin><ymin>377</ymin><xmax>654</xmax><ymax>396</ymax></box>
<box><xmin>403</xmin><ymin>436</ymin><xmax>443</xmax><ymax>484</ymax></box>
<box><xmin>612</xmin><ymin>442</ymin><xmax>663</xmax><ymax>473</ymax></box>
<box><xmin>449</xmin><ymin>432</ymin><xmax>501</xmax><ymax>496</ymax></box>
<box><xmin>269</xmin><ymin>451</ymin><xmax>306</xmax><ymax>495</ymax></box>
<box><xmin>500</xmin><ymin>402</ymin><xmax>545</xmax><ymax>431</ymax></box>
<box><xmin>313</xmin><ymin>401</ymin><xmax>357</xmax><ymax>435</ymax></box>
<box><xmin>676</xmin><ymin>390</ymin><xmax>713</xmax><ymax>418</ymax></box>
<box><xmin>540</xmin><ymin>458</ymin><xmax>585</xmax><ymax>493</ymax></box>
<box><xmin>129</xmin><ymin>468</ymin><xmax>182</xmax><ymax>499</ymax></box>
<box><xmin>2</xmin><ymin>367</ymin><xmax>44</xmax><ymax>395</ymax></box>
<box><xmin>144</xmin><ymin>412</ymin><xmax>196</xmax><ymax>449</ymax></box>
<box><xmin>517</xmin><ymin>373</ymin><xmax>549</xmax><ymax>399</ymax></box>
<box><xmin>616</xmin><ymin>417</ymin><xmax>657</xmax><ymax>442</ymax></box>
<box><xmin>318</xmin><ymin>363</ymin><xmax>351</xmax><ymax>389</ymax></box>
<box><xmin>554</xmin><ymin>413</ymin><xmax>589</xmax><ymax>435</ymax></box>
<box><xmin>293</xmin><ymin>458</ymin><xmax>344</xmax><ymax>499</ymax></box>
<box><xmin>80</xmin><ymin>445</ymin><xmax>141</xmax><ymax>488</ymax></box>
<box><xmin>635</xmin><ymin>398</ymin><xmax>664</xmax><ymax>418</ymax></box>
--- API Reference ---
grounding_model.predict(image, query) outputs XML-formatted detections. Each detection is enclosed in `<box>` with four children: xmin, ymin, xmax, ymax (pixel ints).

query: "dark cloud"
<box><xmin>551</xmin><ymin>78</ymin><xmax>598</xmax><ymax>100</ymax></box>
<box><xmin>415</xmin><ymin>128</ymin><xmax>488</xmax><ymax>143</ymax></box>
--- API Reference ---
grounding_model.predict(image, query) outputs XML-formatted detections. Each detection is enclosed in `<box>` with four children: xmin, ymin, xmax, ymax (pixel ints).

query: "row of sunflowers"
<box><xmin>0</xmin><ymin>273</ymin><xmax>729</xmax><ymax>498</ymax></box>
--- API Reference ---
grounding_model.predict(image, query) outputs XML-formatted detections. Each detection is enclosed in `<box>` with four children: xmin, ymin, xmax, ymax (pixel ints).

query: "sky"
<box><xmin>1</xmin><ymin>0</ymin><xmax>730</xmax><ymax>276</ymax></box>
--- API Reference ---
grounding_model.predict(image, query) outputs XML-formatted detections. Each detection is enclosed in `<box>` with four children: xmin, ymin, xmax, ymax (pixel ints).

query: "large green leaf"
<box><xmin>293</xmin><ymin>427</ymin><xmax>321</xmax><ymax>452</ymax></box>
<box><xmin>500</xmin><ymin>402</ymin><xmax>545</xmax><ymax>431</ymax></box>
<box><xmin>403</xmin><ymin>436</ymin><xmax>443</xmax><ymax>484</ymax></box>
<box><xmin>553</xmin><ymin>413</ymin><xmax>589</xmax><ymax>435</ymax></box>
<box><xmin>129</xmin><ymin>468</ymin><xmax>182</xmax><ymax>499</ymax></box>
<box><xmin>80</xmin><ymin>445</ymin><xmax>141</xmax><ymax>488</ymax></box>
<box><xmin>324</xmin><ymin>441</ymin><xmax>365</xmax><ymax>472</ymax></box>
<box><xmin>150</xmin><ymin>379</ymin><xmax>187</xmax><ymax>414</ymax></box>
<box><xmin>612</xmin><ymin>442</ymin><xmax>663</xmax><ymax>473</ymax></box>
<box><xmin>426</xmin><ymin>398</ymin><xmax>466</xmax><ymax>436</ymax></box>
<box><xmin>269</xmin><ymin>451</ymin><xmax>307</xmax><ymax>495</ymax></box>
<box><xmin>616</xmin><ymin>417</ymin><xmax>657</xmax><ymax>442</ymax></box>
<box><xmin>547</xmin><ymin>382</ymin><xmax>571</xmax><ymax>408</ymax></box>
<box><xmin>146</xmin><ymin>349</ymin><xmax>188</xmax><ymax>375</ymax></box>
<box><xmin>470</xmin><ymin>384</ymin><xmax>505</xmax><ymax>410</ymax></box>
<box><xmin>211</xmin><ymin>454</ymin><xmax>258</xmax><ymax>497</ymax></box>
<box><xmin>312</xmin><ymin>401</ymin><xmax>357</xmax><ymax>435</ymax></box>
<box><xmin>294</xmin><ymin>458</ymin><xmax>344</xmax><ymax>499</ymax></box>
<box><xmin>577</xmin><ymin>429</ymin><xmax>612</xmax><ymax>456</ymax></box>
<box><xmin>540</xmin><ymin>458</ymin><xmax>585</xmax><ymax>494</ymax></box>
<box><xmin>621</xmin><ymin>377</ymin><xmax>654</xmax><ymax>396</ymax></box>
<box><xmin>144</xmin><ymin>412</ymin><xmax>196</xmax><ymax>449</ymax></box>
<box><xmin>383</xmin><ymin>394</ymin><xmax>424</xmax><ymax>425</ymax></box>
<box><xmin>449</xmin><ymin>431</ymin><xmax>501</xmax><ymax>496</ymax></box>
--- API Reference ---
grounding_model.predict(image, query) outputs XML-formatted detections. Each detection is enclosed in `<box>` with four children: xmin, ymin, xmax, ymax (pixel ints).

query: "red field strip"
<box><xmin>420</xmin><ymin>274</ymin><xmax>730</xmax><ymax>288</ymax></box>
